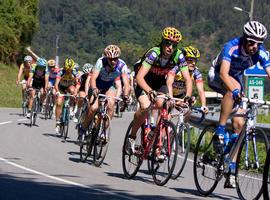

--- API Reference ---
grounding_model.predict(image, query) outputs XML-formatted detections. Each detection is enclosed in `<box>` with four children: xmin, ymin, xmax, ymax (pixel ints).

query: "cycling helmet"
<box><xmin>24</xmin><ymin>55</ymin><xmax>33</xmax><ymax>62</ymax></box>
<box><xmin>64</xmin><ymin>58</ymin><xmax>75</xmax><ymax>70</ymax></box>
<box><xmin>82</xmin><ymin>63</ymin><xmax>93</xmax><ymax>74</ymax></box>
<box><xmin>243</xmin><ymin>21</ymin><xmax>267</xmax><ymax>43</ymax></box>
<box><xmin>104</xmin><ymin>45</ymin><xmax>121</xmax><ymax>58</ymax></box>
<box><xmin>183</xmin><ymin>46</ymin><xmax>200</xmax><ymax>58</ymax></box>
<box><xmin>37</xmin><ymin>58</ymin><xmax>47</xmax><ymax>68</ymax></box>
<box><xmin>47</xmin><ymin>59</ymin><xmax>56</xmax><ymax>67</ymax></box>
<box><xmin>162</xmin><ymin>27</ymin><xmax>182</xmax><ymax>43</ymax></box>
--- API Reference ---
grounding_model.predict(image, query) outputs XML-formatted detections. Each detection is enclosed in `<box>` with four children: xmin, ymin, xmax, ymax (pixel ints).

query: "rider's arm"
<box><xmin>54</xmin><ymin>78</ymin><xmax>60</xmax><ymax>92</ymax></box>
<box><xmin>136</xmin><ymin>65</ymin><xmax>152</xmax><ymax>93</ymax></box>
<box><xmin>45</xmin><ymin>74</ymin><xmax>49</xmax><ymax>90</ymax></box>
<box><xmin>16</xmin><ymin>64</ymin><xmax>23</xmax><ymax>84</ymax></box>
<box><xmin>121</xmin><ymin>73</ymin><xmax>130</xmax><ymax>96</ymax></box>
<box><xmin>85</xmin><ymin>73</ymin><xmax>91</xmax><ymax>95</ymax></box>
<box><xmin>25</xmin><ymin>47</ymin><xmax>40</xmax><ymax>61</ymax></box>
<box><xmin>219</xmin><ymin>60</ymin><xmax>237</xmax><ymax>92</ymax></box>
<box><xmin>181</xmin><ymin>68</ymin><xmax>192</xmax><ymax>97</ymax></box>
<box><xmin>166</xmin><ymin>72</ymin><xmax>175</xmax><ymax>98</ymax></box>
<box><xmin>196</xmin><ymin>81</ymin><xmax>206</xmax><ymax>106</ymax></box>
<box><xmin>265</xmin><ymin>67</ymin><xmax>270</xmax><ymax>78</ymax></box>
<box><xmin>115</xmin><ymin>78</ymin><xmax>122</xmax><ymax>98</ymax></box>
<box><xmin>90</xmin><ymin>69</ymin><xmax>99</xmax><ymax>89</ymax></box>
<box><xmin>27</xmin><ymin>73</ymin><xmax>33</xmax><ymax>87</ymax></box>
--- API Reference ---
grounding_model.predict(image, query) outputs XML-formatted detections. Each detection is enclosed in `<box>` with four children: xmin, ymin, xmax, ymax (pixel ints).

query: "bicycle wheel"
<box><xmin>150</xmin><ymin>120</ymin><xmax>178</xmax><ymax>186</ymax></box>
<box><xmin>172</xmin><ymin>123</ymin><xmax>190</xmax><ymax>179</ymax></box>
<box><xmin>93</xmin><ymin>114</ymin><xmax>111</xmax><ymax>167</ymax></box>
<box><xmin>63</xmin><ymin>110</ymin><xmax>70</xmax><ymax>140</ymax></box>
<box><xmin>30</xmin><ymin>98</ymin><xmax>37</xmax><ymax>127</ymax></box>
<box><xmin>122</xmin><ymin>121</ymin><xmax>144</xmax><ymax>179</ymax></box>
<box><xmin>263</xmin><ymin>148</ymin><xmax>270</xmax><ymax>200</ymax></box>
<box><xmin>236</xmin><ymin>128</ymin><xmax>269</xmax><ymax>200</ymax></box>
<box><xmin>193</xmin><ymin>125</ymin><xmax>222</xmax><ymax>196</ymax></box>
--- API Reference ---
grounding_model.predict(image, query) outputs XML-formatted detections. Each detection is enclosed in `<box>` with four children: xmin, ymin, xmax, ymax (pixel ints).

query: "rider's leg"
<box><xmin>105</xmin><ymin>89</ymin><xmax>117</xmax><ymax>120</ymax></box>
<box><xmin>82</xmin><ymin>95</ymin><xmax>99</xmax><ymax>130</ymax></box>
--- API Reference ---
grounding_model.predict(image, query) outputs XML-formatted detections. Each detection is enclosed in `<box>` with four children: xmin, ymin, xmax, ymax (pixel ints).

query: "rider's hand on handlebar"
<box><xmin>92</xmin><ymin>88</ymin><xmax>99</xmax><ymax>98</ymax></box>
<box><xmin>56</xmin><ymin>91</ymin><xmax>61</xmax><ymax>97</ymax></box>
<box><xmin>123</xmin><ymin>95</ymin><xmax>130</xmax><ymax>104</ymax></box>
<box><xmin>200</xmin><ymin>106</ymin><xmax>209</xmax><ymax>114</ymax></box>
<box><xmin>148</xmin><ymin>90</ymin><xmax>157</xmax><ymax>102</ymax></box>
<box><xmin>232</xmin><ymin>89</ymin><xmax>242</xmax><ymax>104</ymax></box>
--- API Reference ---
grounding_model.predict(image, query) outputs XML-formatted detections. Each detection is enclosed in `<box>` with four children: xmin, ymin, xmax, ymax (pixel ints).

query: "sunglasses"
<box><xmin>246</xmin><ymin>40</ymin><xmax>263</xmax><ymax>47</ymax></box>
<box><xmin>163</xmin><ymin>40</ymin><xmax>178</xmax><ymax>48</ymax></box>
<box><xmin>186</xmin><ymin>58</ymin><xmax>197</xmax><ymax>63</ymax></box>
<box><xmin>108</xmin><ymin>57</ymin><xmax>119</xmax><ymax>62</ymax></box>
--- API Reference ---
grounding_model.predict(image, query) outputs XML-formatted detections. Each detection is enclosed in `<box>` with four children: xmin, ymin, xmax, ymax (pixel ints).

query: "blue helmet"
<box><xmin>37</xmin><ymin>58</ymin><xmax>47</xmax><ymax>68</ymax></box>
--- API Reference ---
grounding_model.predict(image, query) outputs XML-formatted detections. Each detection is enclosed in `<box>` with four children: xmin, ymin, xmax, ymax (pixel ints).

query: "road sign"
<box><xmin>247</xmin><ymin>77</ymin><xmax>264</xmax><ymax>100</ymax></box>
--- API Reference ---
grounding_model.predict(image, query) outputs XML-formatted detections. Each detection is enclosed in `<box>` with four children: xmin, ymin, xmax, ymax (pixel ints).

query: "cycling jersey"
<box><xmin>57</xmin><ymin>68</ymin><xmax>79</xmax><ymax>87</ymax></box>
<box><xmin>135</xmin><ymin>46</ymin><xmax>188</xmax><ymax>94</ymax></box>
<box><xmin>30</xmin><ymin>64</ymin><xmax>49</xmax><ymax>82</ymax></box>
<box><xmin>93</xmin><ymin>57</ymin><xmax>126</xmax><ymax>92</ymax></box>
<box><xmin>173</xmin><ymin>67</ymin><xmax>203</xmax><ymax>97</ymax></box>
<box><xmin>48</xmin><ymin>67</ymin><xmax>60</xmax><ymax>86</ymax></box>
<box><xmin>20</xmin><ymin>63</ymin><xmax>32</xmax><ymax>80</ymax></box>
<box><xmin>208</xmin><ymin>37</ymin><xmax>270</xmax><ymax>94</ymax></box>
<box><xmin>213</xmin><ymin>37</ymin><xmax>270</xmax><ymax>77</ymax></box>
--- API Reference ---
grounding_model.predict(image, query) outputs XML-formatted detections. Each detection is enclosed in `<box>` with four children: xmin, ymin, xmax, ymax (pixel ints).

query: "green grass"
<box><xmin>0</xmin><ymin>64</ymin><xmax>21</xmax><ymax>107</ymax></box>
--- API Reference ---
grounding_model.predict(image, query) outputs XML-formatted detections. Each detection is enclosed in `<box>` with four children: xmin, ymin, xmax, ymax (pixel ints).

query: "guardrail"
<box><xmin>189</xmin><ymin>112</ymin><xmax>270</xmax><ymax>132</ymax></box>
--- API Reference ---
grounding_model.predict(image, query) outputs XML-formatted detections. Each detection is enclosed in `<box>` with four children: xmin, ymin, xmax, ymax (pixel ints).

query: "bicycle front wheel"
<box><xmin>263</xmin><ymin>148</ymin><xmax>270</xmax><ymax>200</ymax></box>
<box><xmin>150</xmin><ymin>120</ymin><xmax>178</xmax><ymax>186</ymax></box>
<box><xmin>122</xmin><ymin>121</ymin><xmax>144</xmax><ymax>179</ymax></box>
<box><xmin>93</xmin><ymin>114</ymin><xmax>111</xmax><ymax>167</ymax></box>
<box><xmin>193</xmin><ymin>125</ymin><xmax>221</xmax><ymax>196</ymax></box>
<box><xmin>236</xmin><ymin>128</ymin><xmax>269</xmax><ymax>200</ymax></box>
<box><xmin>171</xmin><ymin>123</ymin><xmax>190</xmax><ymax>179</ymax></box>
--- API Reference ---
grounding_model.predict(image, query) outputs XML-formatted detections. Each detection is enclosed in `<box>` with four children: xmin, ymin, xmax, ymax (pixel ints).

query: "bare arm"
<box><xmin>25</xmin><ymin>47</ymin><xmax>40</xmax><ymax>60</ymax></box>
<box><xmin>181</xmin><ymin>69</ymin><xmax>193</xmax><ymax>97</ymax></box>
<box><xmin>115</xmin><ymin>79</ymin><xmax>122</xmax><ymax>98</ymax></box>
<box><xmin>136</xmin><ymin>65</ymin><xmax>152</xmax><ymax>93</ymax></box>
<box><xmin>90</xmin><ymin>70</ymin><xmax>99</xmax><ymax>89</ymax></box>
<box><xmin>219</xmin><ymin>60</ymin><xmax>238</xmax><ymax>91</ymax></box>
<box><xmin>196</xmin><ymin>81</ymin><xmax>206</xmax><ymax>106</ymax></box>
<box><xmin>121</xmin><ymin>73</ymin><xmax>130</xmax><ymax>96</ymax></box>
<box><xmin>85</xmin><ymin>74</ymin><xmax>91</xmax><ymax>95</ymax></box>
<box><xmin>166</xmin><ymin>72</ymin><xmax>175</xmax><ymax>98</ymax></box>
<box><xmin>265</xmin><ymin>67</ymin><xmax>270</xmax><ymax>79</ymax></box>
<box><xmin>55</xmin><ymin>78</ymin><xmax>60</xmax><ymax>92</ymax></box>
<box><xmin>16</xmin><ymin>65</ymin><xmax>24</xmax><ymax>84</ymax></box>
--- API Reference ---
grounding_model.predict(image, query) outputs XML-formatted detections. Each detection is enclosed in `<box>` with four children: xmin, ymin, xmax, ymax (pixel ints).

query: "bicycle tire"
<box><xmin>63</xmin><ymin>109</ymin><xmax>70</xmax><ymax>140</ymax></box>
<box><xmin>150</xmin><ymin>120</ymin><xmax>178</xmax><ymax>186</ymax></box>
<box><xmin>263</xmin><ymin>148</ymin><xmax>270</xmax><ymax>200</ymax></box>
<box><xmin>93</xmin><ymin>114</ymin><xmax>111</xmax><ymax>167</ymax></box>
<box><xmin>236</xmin><ymin>128</ymin><xmax>269</xmax><ymax>200</ymax></box>
<box><xmin>172</xmin><ymin>123</ymin><xmax>191</xmax><ymax>179</ymax></box>
<box><xmin>122</xmin><ymin>121</ymin><xmax>144</xmax><ymax>179</ymax></box>
<box><xmin>30</xmin><ymin>98</ymin><xmax>37</xmax><ymax>127</ymax></box>
<box><xmin>193</xmin><ymin>125</ymin><xmax>222</xmax><ymax>196</ymax></box>
<box><xmin>80</xmin><ymin>128</ymin><xmax>94</xmax><ymax>162</ymax></box>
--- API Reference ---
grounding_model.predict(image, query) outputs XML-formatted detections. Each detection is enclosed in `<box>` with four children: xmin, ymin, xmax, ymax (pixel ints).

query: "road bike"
<box><xmin>29</xmin><ymin>88</ymin><xmax>41</xmax><ymax>127</ymax></box>
<box><xmin>193</xmin><ymin>97</ymin><xmax>270</xmax><ymax>200</ymax></box>
<box><xmin>171</xmin><ymin>105</ymin><xmax>205</xmax><ymax>179</ymax></box>
<box><xmin>122</xmin><ymin>95</ymin><xmax>178</xmax><ymax>186</ymax></box>
<box><xmin>19</xmin><ymin>81</ymin><xmax>30</xmax><ymax>117</ymax></box>
<box><xmin>58</xmin><ymin>93</ymin><xmax>75</xmax><ymax>140</ymax></box>
<box><xmin>44</xmin><ymin>87</ymin><xmax>55</xmax><ymax>120</ymax></box>
<box><xmin>80</xmin><ymin>94</ymin><xmax>122</xmax><ymax>167</ymax></box>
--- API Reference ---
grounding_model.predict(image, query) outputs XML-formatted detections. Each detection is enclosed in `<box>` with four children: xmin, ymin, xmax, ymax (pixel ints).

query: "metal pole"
<box><xmin>249</xmin><ymin>0</ymin><xmax>254</xmax><ymax>21</ymax></box>
<box><xmin>56</xmin><ymin>35</ymin><xmax>60</xmax><ymax>66</ymax></box>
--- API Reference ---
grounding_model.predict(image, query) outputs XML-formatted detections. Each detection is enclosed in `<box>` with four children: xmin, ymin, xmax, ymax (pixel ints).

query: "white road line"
<box><xmin>0</xmin><ymin>157</ymin><xmax>140</xmax><ymax>200</ymax></box>
<box><xmin>0</xmin><ymin>121</ymin><xmax>12</xmax><ymax>125</ymax></box>
<box><xmin>17</xmin><ymin>118</ymin><xmax>28</xmax><ymax>122</ymax></box>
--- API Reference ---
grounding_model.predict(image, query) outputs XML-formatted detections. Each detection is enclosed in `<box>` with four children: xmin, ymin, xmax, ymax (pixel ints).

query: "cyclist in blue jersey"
<box><xmin>78</xmin><ymin>45</ymin><xmax>129</xmax><ymax>140</ymax></box>
<box><xmin>208</xmin><ymin>21</ymin><xmax>270</xmax><ymax>188</ymax></box>
<box><xmin>128</xmin><ymin>27</ymin><xmax>193</xmax><ymax>155</ymax></box>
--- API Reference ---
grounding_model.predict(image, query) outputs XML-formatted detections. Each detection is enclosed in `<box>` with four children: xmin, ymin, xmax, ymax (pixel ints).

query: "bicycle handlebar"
<box><xmin>98</xmin><ymin>94</ymin><xmax>123</xmax><ymax>102</ymax></box>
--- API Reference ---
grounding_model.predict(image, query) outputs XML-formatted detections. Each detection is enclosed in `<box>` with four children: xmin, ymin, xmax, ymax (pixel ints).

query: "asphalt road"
<box><xmin>0</xmin><ymin>108</ymin><xmax>242</xmax><ymax>200</ymax></box>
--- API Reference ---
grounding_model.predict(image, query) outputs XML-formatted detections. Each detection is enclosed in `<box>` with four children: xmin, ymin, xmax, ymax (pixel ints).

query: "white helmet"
<box><xmin>243</xmin><ymin>21</ymin><xmax>267</xmax><ymax>43</ymax></box>
<box><xmin>82</xmin><ymin>63</ymin><xmax>93</xmax><ymax>74</ymax></box>
<box><xmin>24</xmin><ymin>55</ymin><xmax>33</xmax><ymax>62</ymax></box>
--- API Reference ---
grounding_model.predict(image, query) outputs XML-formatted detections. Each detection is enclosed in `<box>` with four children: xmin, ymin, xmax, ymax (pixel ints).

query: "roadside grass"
<box><xmin>0</xmin><ymin>64</ymin><xmax>21</xmax><ymax>108</ymax></box>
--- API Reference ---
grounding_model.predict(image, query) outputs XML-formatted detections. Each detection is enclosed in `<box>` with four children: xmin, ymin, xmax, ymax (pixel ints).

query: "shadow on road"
<box><xmin>9</xmin><ymin>112</ymin><xmax>24</xmax><ymax>117</ymax></box>
<box><xmin>0</xmin><ymin>173</ymin><xmax>183</xmax><ymax>200</ymax></box>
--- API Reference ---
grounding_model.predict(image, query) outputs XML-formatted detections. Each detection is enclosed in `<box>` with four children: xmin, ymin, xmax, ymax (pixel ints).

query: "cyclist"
<box><xmin>16</xmin><ymin>55</ymin><xmax>33</xmax><ymax>106</ymax></box>
<box><xmin>171</xmin><ymin>46</ymin><xmax>208</xmax><ymax>113</ymax></box>
<box><xmin>78</xmin><ymin>44</ymin><xmax>127</xmax><ymax>140</ymax></box>
<box><xmin>73</xmin><ymin>63</ymin><xmax>93</xmax><ymax>123</ymax></box>
<box><xmin>46</xmin><ymin>59</ymin><xmax>59</xmax><ymax>95</ymax></box>
<box><xmin>26</xmin><ymin>58</ymin><xmax>49</xmax><ymax>118</ymax></box>
<box><xmin>208</xmin><ymin>21</ymin><xmax>270</xmax><ymax>188</ymax></box>
<box><xmin>54</xmin><ymin>58</ymin><xmax>80</xmax><ymax>134</ymax></box>
<box><xmin>128</xmin><ymin>27</ymin><xmax>192</xmax><ymax>155</ymax></box>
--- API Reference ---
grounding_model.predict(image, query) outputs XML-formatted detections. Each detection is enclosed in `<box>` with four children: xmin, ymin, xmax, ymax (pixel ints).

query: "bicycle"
<box><xmin>122</xmin><ymin>95</ymin><xmax>178</xmax><ymax>186</ymax></box>
<box><xmin>19</xmin><ymin>80</ymin><xmax>29</xmax><ymax>117</ymax></box>
<box><xmin>263</xmin><ymin>147</ymin><xmax>270</xmax><ymax>199</ymax></box>
<box><xmin>44</xmin><ymin>87</ymin><xmax>55</xmax><ymax>120</ymax></box>
<box><xmin>58</xmin><ymin>93</ymin><xmax>75</xmax><ymax>140</ymax></box>
<box><xmin>193</xmin><ymin>97</ymin><xmax>270</xmax><ymax>200</ymax></box>
<box><xmin>80</xmin><ymin>94</ymin><xmax>122</xmax><ymax>167</ymax></box>
<box><xmin>171</xmin><ymin>105</ymin><xmax>205</xmax><ymax>179</ymax></box>
<box><xmin>29</xmin><ymin>88</ymin><xmax>41</xmax><ymax>127</ymax></box>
